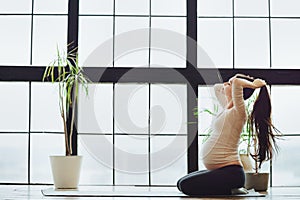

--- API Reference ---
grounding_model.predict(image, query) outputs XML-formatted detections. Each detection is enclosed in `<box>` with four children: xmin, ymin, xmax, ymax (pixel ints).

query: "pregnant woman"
<box><xmin>177</xmin><ymin>74</ymin><xmax>278</xmax><ymax>196</ymax></box>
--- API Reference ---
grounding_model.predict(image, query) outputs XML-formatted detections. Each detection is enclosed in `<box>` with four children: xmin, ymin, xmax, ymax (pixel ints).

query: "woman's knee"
<box><xmin>177</xmin><ymin>174</ymin><xmax>191</xmax><ymax>191</ymax></box>
<box><xmin>177</xmin><ymin>178</ymin><xmax>191</xmax><ymax>194</ymax></box>
<box><xmin>177</xmin><ymin>178</ymin><xmax>183</xmax><ymax>191</ymax></box>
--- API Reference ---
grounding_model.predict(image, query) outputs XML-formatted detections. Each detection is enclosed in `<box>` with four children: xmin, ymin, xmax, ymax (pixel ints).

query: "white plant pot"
<box><xmin>50</xmin><ymin>156</ymin><xmax>82</xmax><ymax>189</ymax></box>
<box><xmin>244</xmin><ymin>172</ymin><xmax>269</xmax><ymax>191</ymax></box>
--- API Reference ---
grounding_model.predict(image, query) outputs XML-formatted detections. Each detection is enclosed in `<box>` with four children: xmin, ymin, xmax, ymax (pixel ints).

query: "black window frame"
<box><xmin>0</xmin><ymin>0</ymin><xmax>300</xmax><ymax>186</ymax></box>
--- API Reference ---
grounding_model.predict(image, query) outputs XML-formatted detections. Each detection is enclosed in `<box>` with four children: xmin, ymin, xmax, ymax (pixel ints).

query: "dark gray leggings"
<box><xmin>177</xmin><ymin>165</ymin><xmax>245</xmax><ymax>196</ymax></box>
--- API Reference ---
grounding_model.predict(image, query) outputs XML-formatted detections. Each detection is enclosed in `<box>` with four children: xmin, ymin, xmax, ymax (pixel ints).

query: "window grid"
<box><xmin>28</xmin><ymin>82</ymin><xmax>31</xmax><ymax>183</ymax></box>
<box><xmin>77</xmin><ymin>82</ymin><xmax>188</xmax><ymax>186</ymax></box>
<box><xmin>0</xmin><ymin>0</ymin><xmax>299</xmax><ymax>187</ymax></box>
<box><xmin>76</xmin><ymin>0</ymin><xmax>188</xmax><ymax>185</ymax></box>
<box><xmin>197</xmin><ymin>1</ymin><xmax>300</xmax><ymax>69</ymax></box>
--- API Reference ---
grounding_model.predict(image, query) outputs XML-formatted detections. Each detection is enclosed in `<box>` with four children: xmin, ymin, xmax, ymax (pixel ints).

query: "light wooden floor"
<box><xmin>1</xmin><ymin>185</ymin><xmax>300</xmax><ymax>199</ymax></box>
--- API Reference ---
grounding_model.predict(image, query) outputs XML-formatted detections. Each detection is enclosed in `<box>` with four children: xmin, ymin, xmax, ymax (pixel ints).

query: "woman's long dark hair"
<box><xmin>237</xmin><ymin>75</ymin><xmax>279</xmax><ymax>169</ymax></box>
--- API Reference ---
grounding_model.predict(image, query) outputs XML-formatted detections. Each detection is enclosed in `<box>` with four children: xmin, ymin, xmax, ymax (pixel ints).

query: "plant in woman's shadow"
<box><xmin>194</xmin><ymin>94</ymin><xmax>258</xmax><ymax>170</ymax></box>
<box><xmin>193</xmin><ymin>98</ymin><xmax>219</xmax><ymax>143</ymax></box>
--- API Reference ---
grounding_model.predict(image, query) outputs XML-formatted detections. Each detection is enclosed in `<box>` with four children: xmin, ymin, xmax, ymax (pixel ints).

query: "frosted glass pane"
<box><xmin>151</xmin><ymin>18</ymin><xmax>186</xmax><ymax>47</ymax></box>
<box><xmin>79</xmin><ymin>0</ymin><xmax>113</xmax><ymax>15</ymax></box>
<box><xmin>150</xmin><ymin>136</ymin><xmax>187</xmax><ymax>185</ymax></box>
<box><xmin>273</xmin><ymin>137</ymin><xmax>300</xmax><ymax>186</ymax></box>
<box><xmin>151</xmin><ymin>0</ymin><xmax>186</xmax><ymax>16</ymax></box>
<box><xmin>32</xmin><ymin>16</ymin><xmax>67</xmax><ymax>66</ymax></box>
<box><xmin>31</xmin><ymin>83</ymin><xmax>63</xmax><ymax>132</ymax></box>
<box><xmin>115</xmin><ymin>84</ymin><xmax>149</xmax><ymax>134</ymax></box>
<box><xmin>198</xmin><ymin>86</ymin><xmax>219</xmax><ymax>135</ymax></box>
<box><xmin>0</xmin><ymin>16</ymin><xmax>31</xmax><ymax>65</ymax></box>
<box><xmin>115</xmin><ymin>0</ymin><xmax>149</xmax><ymax>15</ymax></box>
<box><xmin>271</xmin><ymin>0</ymin><xmax>300</xmax><ymax>17</ymax></box>
<box><xmin>198</xmin><ymin>0</ymin><xmax>232</xmax><ymax>17</ymax></box>
<box><xmin>34</xmin><ymin>0</ymin><xmax>68</xmax><ymax>14</ymax></box>
<box><xmin>78</xmin><ymin>84</ymin><xmax>113</xmax><ymax>134</ymax></box>
<box><xmin>0</xmin><ymin>134</ymin><xmax>28</xmax><ymax>183</ymax></box>
<box><xmin>0</xmin><ymin>82</ymin><xmax>29</xmax><ymax>132</ymax></box>
<box><xmin>30</xmin><ymin>134</ymin><xmax>65</xmax><ymax>183</ymax></box>
<box><xmin>0</xmin><ymin>0</ymin><xmax>31</xmax><ymax>13</ymax></box>
<box><xmin>115</xmin><ymin>135</ymin><xmax>149</xmax><ymax>185</ymax></box>
<box><xmin>198</xmin><ymin>19</ymin><xmax>232</xmax><ymax>68</ymax></box>
<box><xmin>234</xmin><ymin>19</ymin><xmax>270</xmax><ymax>68</ymax></box>
<box><xmin>150</xmin><ymin>17</ymin><xmax>186</xmax><ymax>68</ymax></box>
<box><xmin>79</xmin><ymin>17</ymin><xmax>113</xmax><ymax>67</ymax></box>
<box><xmin>271</xmin><ymin>86</ymin><xmax>300</xmax><ymax>134</ymax></box>
<box><xmin>114</xmin><ymin>17</ymin><xmax>149</xmax><ymax>67</ymax></box>
<box><xmin>79</xmin><ymin>135</ymin><xmax>113</xmax><ymax>185</ymax></box>
<box><xmin>150</xmin><ymin>84</ymin><xmax>187</xmax><ymax>135</ymax></box>
<box><xmin>234</xmin><ymin>0</ymin><xmax>268</xmax><ymax>16</ymax></box>
<box><xmin>271</xmin><ymin>20</ymin><xmax>300</xmax><ymax>69</ymax></box>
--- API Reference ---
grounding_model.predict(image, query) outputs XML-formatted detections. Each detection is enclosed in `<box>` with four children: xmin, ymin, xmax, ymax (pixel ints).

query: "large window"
<box><xmin>0</xmin><ymin>0</ymin><xmax>188</xmax><ymax>186</ymax></box>
<box><xmin>196</xmin><ymin>0</ymin><xmax>300</xmax><ymax>187</ymax></box>
<box><xmin>77</xmin><ymin>0</ymin><xmax>188</xmax><ymax>186</ymax></box>
<box><xmin>197</xmin><ymin>0</ymin><xmax>300</xmax><ymax>69</ymax></box>
<box><xmin>78</xmin><ymin>0</ymin><xmax>186</xmax><ymax>68</ymax></box>
<box><xmin>0</xmin><ymin>0</ymin><xmax>300</xmax><ymax>187</ymax></box>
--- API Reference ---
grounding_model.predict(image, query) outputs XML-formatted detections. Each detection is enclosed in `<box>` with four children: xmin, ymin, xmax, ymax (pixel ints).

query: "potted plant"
<box><xmin>238</xmin><ymin>94</ymin><xmax>272</xmax><ymax>191</ymax></box>
<box><xmin>194</xmin><ymin>98</ymin><xmax>219</xmax><ymax>144</ymax></box>
<box><xmin>243</xmin><ymin>136</ymin><xmax>270</xmax><ymax>192</ymax></box>
<box><xmin>43</xmin><ymin>45</ymin><xmax>90</xmax><ymax>189</ymax></box>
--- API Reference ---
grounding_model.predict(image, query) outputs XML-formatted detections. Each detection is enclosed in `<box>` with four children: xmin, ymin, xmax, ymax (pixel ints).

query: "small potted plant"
<box><xmin>243</xmin><ymin>135</ymin><xmax>271</xmax><ymax>191</ymax></box>
<box><xmin>239</xmin><ymin>93</ymin><xmax>278</xmax><ymax>191</ymax></box>
<box><xmin>242</xmin><ymin>111</ymin><xmax>272</xmax><ymax>191</ymax></box>
<box><xmin>43</xmin><ymin>45</ymin><xmax>90</xmax><ymax>189</ymax></box>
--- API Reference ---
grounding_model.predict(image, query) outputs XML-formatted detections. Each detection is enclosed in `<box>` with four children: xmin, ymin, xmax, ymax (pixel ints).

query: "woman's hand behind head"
<box><xmin>253</xmin><ymin>78</ymin><xmax>267</xmax><ymax>88</ymax></box>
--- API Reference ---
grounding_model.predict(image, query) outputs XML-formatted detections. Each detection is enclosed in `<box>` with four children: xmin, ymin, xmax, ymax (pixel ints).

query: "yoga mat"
<box><xmin>42</xmin><ymin>186</ymin><xmax>266</xmax><ymax>197</ymax></box>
